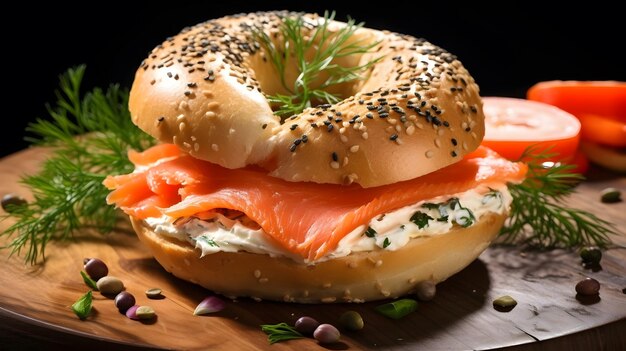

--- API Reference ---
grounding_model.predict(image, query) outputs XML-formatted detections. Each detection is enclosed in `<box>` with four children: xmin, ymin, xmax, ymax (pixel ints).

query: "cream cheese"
<box><xmin>144</xmin><ymin>184</ymin><xmax>512</xmax><ymax>263</ymax></box>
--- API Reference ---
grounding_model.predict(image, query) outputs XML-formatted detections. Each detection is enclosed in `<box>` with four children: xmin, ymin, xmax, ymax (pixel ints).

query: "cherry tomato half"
<box><xmin>481</xmin><ymin>97</ymin><xmax>581</xmax><ymax>164</ymax></box>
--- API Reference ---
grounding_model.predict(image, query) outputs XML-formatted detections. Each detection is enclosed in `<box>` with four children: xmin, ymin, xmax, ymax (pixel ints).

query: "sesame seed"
<box><xmin>330</xmin><ymin>161</ymin><xmax>340</xmax><ymax>169</ymax></box>
<box><xmin>350</xmin><ymin>145</ymin><xmax>360</xmax><ymax>153</ymax></box>
<box><xmin>425</xmin><ymin>150</ymin><xmax>434</xmax><ymax>158</ymax></box>
<box><xmin>390</xmin><ymin>134</ymin><xmax>398</xmax><ymax>141</ymax></box>
<box><xmin>332</xmin><ymin>152</ymin><xmax>338</xmax><ymax>162</ymax></box>
<box><xmin>211</xmin><ymin>144</ymin><xmax>219</xmax><ymax>151</ymax></box>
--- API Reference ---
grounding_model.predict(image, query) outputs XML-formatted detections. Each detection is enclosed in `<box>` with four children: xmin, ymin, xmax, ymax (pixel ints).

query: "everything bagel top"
<box><xmin>129</xmin><ymin>11</ymin><xmax>485</xmax><ymax>187</ymax></box>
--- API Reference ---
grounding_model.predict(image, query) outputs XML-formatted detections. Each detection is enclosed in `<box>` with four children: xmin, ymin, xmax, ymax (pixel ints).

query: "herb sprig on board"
<box><xmin>501</xmin><ymin>147</ymin><xmax>615</xmax><ymax>248</ymax></box>
<box><xmin>0</xmin><ymin>66</ymin><xmax>154</xmax><ymax>264</ymax></box>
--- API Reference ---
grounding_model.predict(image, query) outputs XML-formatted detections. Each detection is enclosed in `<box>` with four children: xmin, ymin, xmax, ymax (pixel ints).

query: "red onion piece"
<box><xmin>126</xmin><ymin>305</ymin><xmax>140</xmax><ymax>320</ymax></box>
<box><xmin>193</xmin><ymin>296</ymin><xmax>225</xmax><ymax>315</ymax></box>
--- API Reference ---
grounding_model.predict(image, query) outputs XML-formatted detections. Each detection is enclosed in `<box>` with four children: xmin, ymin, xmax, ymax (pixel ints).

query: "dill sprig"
<box><xmin>254</xmin><ymin>11</ymin><xmax>382</xmax><ymax>119</ymax></box>
<box><xmin>500</xmin><ymin>146</ymin><xmax>616</xmax><ymax>248</ymax></box>
<box><xmin>0</xmin><ymin>66</ymin><xmax>154</xmax><ymax>264</ymax></box>
<box><xmin>261</xmin><ymin>322</ymin><xmax>304</xmax><ymax>344</ymax></box>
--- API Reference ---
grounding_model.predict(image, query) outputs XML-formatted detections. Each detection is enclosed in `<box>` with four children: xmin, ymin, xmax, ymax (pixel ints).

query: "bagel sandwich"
<box><xmin>105</xmin><ymin>11</ymin><xmax>527</xmax><ymax>303</ymax></box>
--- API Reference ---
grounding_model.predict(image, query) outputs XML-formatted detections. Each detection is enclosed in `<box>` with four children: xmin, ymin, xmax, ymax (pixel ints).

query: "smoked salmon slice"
<box><xmin>105</xmin><ymin>144</ymin><xmax>527</xmax><ymax>261</ymax></box>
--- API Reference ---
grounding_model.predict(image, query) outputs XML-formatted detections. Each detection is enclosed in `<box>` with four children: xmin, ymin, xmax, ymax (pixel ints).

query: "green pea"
<box><xmin>493</xmin><ymin>295</ymin><xmax>517</xmax><ymax>312</ymax></box>
<box><xmin>338</xmin><ymin>311</ymin><xmax>364</xmax><ymax>331</ymax></box>
<box><xmin>600</xmin><ymin>188</ymin><xmax>621</xmax><ymax>203</ymax></box>
<box><xmin>145</xmin><ymin>288</ymin><xmax>162</xmax><ymax>299</ymax></box>
<box><xmin>96</xmin><ymin>276</ymin><xmax>124</xmax><ymax>295</ymax></box>
<box><xmin>136</xmin><ymin>306</ymin><xmax>156</xmax><ymax>320</ymax></box>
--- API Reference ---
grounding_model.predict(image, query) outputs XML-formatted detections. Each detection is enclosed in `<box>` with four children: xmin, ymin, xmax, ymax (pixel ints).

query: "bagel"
<box><xmin>105</xmin><ymin>11</ymin><xmax>528</xmax><ymax>304</ymax></box>
<box><xmin>129</xmin><ymin>11</ymin><xmax>485</xmax><ymax>188</ymax></box>
<box><xmin>132</xmin><ymin>212</ymin><xmax>506</xmax><ymax>303</ymax></box>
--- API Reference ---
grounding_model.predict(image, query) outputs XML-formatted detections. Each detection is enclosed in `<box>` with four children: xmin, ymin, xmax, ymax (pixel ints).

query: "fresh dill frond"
<box><xmin>0</xmin><ymin>66</ymin><xmax>154</xmax><ymax>264</ymax></box>
<box><xmin>254</xmin><ymin>11</ymin><xmax>382</xmax><ymax>119</ymax></box>
<box><xmin>500</xmin><ymin>146</ymin><xmax>615</xmax><ymax>248</ymax></box>
<box><xmin>261</xmin><ymin>322</ymin><xmax>303</xmax><ymax>344</ymax></box>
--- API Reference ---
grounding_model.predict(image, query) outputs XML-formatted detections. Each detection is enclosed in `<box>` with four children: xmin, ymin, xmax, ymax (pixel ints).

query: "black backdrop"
<box><xmin>2</xmin><ymin>1</ymin><xmax>623</xmax><ymax>157</ymax></box>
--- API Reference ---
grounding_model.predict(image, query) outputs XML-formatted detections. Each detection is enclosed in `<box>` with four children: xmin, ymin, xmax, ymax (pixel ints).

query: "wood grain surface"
<box><xmin>1</xmin><ymin>147</ymin><xmax>625</xmax><ymax>351</ymax></box>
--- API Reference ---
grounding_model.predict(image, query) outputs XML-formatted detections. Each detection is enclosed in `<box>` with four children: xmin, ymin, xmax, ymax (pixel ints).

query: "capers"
<box><xmin>135</xmin><ymin>306</ymin><xmax>156</xmax><ymax>320</ymax></box>
<box><xmin>415</xmin><ymin>280</ymin><xmax>437</xmax><ymax>301</ymax></box>
<box><xmin>84</xmin><ymin>258</ymin><xmax>108</xmax><ymax>281</ymax></box>
<box><xmin>115</xmin><ymin>291</ymin><xmax>136</xmax><ymax>312</ymax></box>
<box><xmin>294</xmin><ymin>316</ymin><xmax>319</xmax><ymax>335</ymax></box>
<box><xmin>493</xmin><ymin>295</ymin><xmax>517</xmax><ymax>312</ymax></box>
<box><xmin>1</xmin><ymin>194</ymin><xmax>27</xmax><ymax>212</ymax></box>
<box><xmin>600</xmin><ymin>187</ymin><xmax>621</xmax><ymax>203</ymax></box>
<box><xmin>576</xmin><ymin>278</ymin><xmax>600</xmax><ymax>296</ymax></box>
<box><xmin>313</xmin><ymin>324</ymin><xmax>340</xmax><ymax>344</ymax></box>
<box><xmin>579</xmin><ymin>246</ymin><xmax>602</xmax><ymax>266</ymax></box>
<box><xmin>97</xmin><ymin>276</ymin><xmax>124</xmax><ymax>295</ymax></box>
<box><xmin>338</xmin><ymin>311</ymin><xmax>364</xmax><ymax>331</ymax></box>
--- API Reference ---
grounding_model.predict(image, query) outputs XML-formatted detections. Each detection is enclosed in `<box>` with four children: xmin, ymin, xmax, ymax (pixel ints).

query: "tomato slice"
<box><xmin>576</xmin><ymin>114</ymin><xmax>626</xmax><ymax>147</ymax></box>
<box><xmin>527</xmin><ymin>81</ymin><xmax>626</xmax><ymax>122</ymax></box>
<box><xmin>527</xmin><ymin>81</ymin><xmax>626</xmax><ymax>147</ymax></box>
<box><xmin>481</xmin><ymin>97</ymin><xmax>581</xmax><ymax>163</ymax></box>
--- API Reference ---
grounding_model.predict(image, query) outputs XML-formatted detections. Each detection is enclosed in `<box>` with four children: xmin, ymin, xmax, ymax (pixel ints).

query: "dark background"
<box><xmin>2</xmin><ymin>1</ymin><xmax>623</xmax><ymax>157</ymax></box>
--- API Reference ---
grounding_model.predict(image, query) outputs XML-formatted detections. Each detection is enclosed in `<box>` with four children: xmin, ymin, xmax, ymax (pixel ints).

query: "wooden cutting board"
<box><xmin>1</xmin><ymin>147</ymin><xmax>625</xmax><ymax>350</ymax></box>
